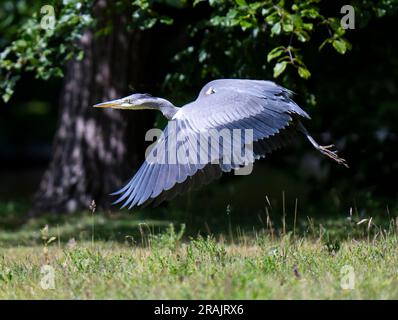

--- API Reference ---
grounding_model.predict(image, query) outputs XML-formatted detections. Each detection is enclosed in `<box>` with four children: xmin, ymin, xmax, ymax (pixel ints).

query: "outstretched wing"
<box><xmin>112</xmin><ymin>79</ymin><xmax>310</xmax><ymax>208</ymax></box>
<box><xmin>177</xmin><ymin>79</ymin><xmax>309</xmax><ymax>133</ymax></box>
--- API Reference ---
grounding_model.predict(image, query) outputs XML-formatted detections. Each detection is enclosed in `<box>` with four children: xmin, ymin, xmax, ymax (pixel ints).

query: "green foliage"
<box><xmin>163</xmin><ymin>0</ymin><xmax>355</xmax><ymax>92</ymax></box>
<box><xmin>207</xmin><ymin>0</ymin><xmax>351</xmax><ymax>80</ymax></box>
<box><xmin>0</xmin><ymin>0</ymin><xmax>94</xmax><ymax>102</ymax></box>
<box><xmin>0</xmin><ymin>1</ymin><xmax>38</xmax><ymax>46</ymax></box>
<box><xmin>148</xmin><ymin>223</ymin><xmax>186</xmax><ymax>250</ymax></box>
<box><xmin>1</xmin><ymin>0</ymin><xmax>398</xmax><ymax>102</ymax></box>
<box><xmin>131</xmin><ymin>0</ymin><xmax>181</xmax><ymax>30</ymax></box>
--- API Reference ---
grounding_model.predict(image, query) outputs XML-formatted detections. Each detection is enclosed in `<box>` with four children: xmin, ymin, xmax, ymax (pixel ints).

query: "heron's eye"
<box><xmin>205</xmin><ymin>87</ymin><xmax>216</xmax><ymax>95</ymax></box>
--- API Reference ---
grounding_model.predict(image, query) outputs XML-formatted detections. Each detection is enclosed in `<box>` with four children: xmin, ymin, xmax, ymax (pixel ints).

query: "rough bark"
<box><xmin>32</xmin><ymin>2</ymin><xmax>157</xmax><ymax>214</ymax></box>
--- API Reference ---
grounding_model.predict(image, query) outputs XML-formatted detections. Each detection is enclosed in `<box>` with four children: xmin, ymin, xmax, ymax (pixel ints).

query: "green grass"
<box><xmin>0</xmin><ymin>201</ymin><xmax>398</xmax><ymax>299</ymax></box>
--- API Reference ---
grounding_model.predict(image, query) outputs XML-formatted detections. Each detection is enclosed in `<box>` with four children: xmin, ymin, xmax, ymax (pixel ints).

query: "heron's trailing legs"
<box><xmin>297</xmin><ymin>121</ymin><xmax>349</xmax><ymax>168</ymax></box>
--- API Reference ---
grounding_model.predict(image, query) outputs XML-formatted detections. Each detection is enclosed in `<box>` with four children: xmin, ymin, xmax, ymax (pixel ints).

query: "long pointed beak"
<box><xmin>93</xmin><ymin>99</ymin><xmax>124</xmax><ymax>108</ymax></box>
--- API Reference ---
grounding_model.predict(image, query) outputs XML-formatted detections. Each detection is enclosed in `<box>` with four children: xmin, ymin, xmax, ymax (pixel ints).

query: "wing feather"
<box><xmin>113</xmin><ymin>79</ymin><xmax>309</xmax><ymax>208</ymax></box>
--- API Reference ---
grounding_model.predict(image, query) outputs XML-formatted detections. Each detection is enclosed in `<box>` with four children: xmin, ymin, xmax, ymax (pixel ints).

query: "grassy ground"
<box><xmin>0</xmin><ymin>201</ymin><xmax>397</xmax><ymax>299</ymax></box>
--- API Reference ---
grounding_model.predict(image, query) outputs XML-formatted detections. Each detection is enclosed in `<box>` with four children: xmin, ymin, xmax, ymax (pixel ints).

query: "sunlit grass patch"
<box><xmin>0</xmin><ymin>200</ymin><xmax>397</xmax><ymax>299</ymax></box>
<box><xmin>0</xmin><ymin>222</ymin><xmax>397</xmax><ymax>299</ymax></box>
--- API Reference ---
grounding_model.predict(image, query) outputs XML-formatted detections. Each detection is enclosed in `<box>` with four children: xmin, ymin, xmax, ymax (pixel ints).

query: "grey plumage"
<box><xmin>95</xmin><ymin>79</ymin><xmax>347</xmax><ymax>209</ymax></box>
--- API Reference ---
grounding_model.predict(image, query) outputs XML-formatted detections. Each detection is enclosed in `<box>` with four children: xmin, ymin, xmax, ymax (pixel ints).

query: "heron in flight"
<box><xmin>94</xmin><ymin>79</ymin><xmax>347</xmax><ymax>209</ymax></box>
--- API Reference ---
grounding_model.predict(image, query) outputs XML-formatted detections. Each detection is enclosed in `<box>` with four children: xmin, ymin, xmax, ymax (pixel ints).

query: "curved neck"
<box><xmin>142</xmin><ymin>97</ymin><xmax>179</xmax><ymax>120</ymax></box>
<box><xmin>158</xmin><ymin>98</ymin><xmax>179</xmax><ymax>120</ymax></box>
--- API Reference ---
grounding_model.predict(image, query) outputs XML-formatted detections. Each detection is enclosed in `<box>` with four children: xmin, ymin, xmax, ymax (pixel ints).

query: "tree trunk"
<box><xmin>32</xmin><ymin>2</ymin><xmax>157</xmax><ymax>214</ymax></box>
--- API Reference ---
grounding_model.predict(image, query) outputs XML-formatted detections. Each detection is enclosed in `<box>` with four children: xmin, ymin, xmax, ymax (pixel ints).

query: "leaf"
<box><xmin>298</xmin><ymin>66</ymin><xmax>311</xmax><ymax>79</ymax></box>
<box><xmin>193</xmin><ymin>0</ymin><xmax>206</xmax><ymax>6</ymax></box>
<box><xmin>240</xmin><ymin>20</ymin><xmax>253</xmax><ymax>29</ymax></box>
<box><xmin>47</xmin><ymin>236</ymin><xmax>57</xmax><ymax>244</ymax></box>
<box><xmin>295</xmin><ymin>30</ymin><xmax>309</xmax><ymax>42</ymax></box>
<box><xmin>235</xmin><ymin>0</ymin><xmax>247</xmax><ymax>6</ymax></box>
<box><xmin>301</xmin><ymin>8</ymin><xmax>320</xmax><ymax>19</ymax></box>
<box><xmin>333</xmin><ymin>39</ymin><xmax>347</xmax><ymax>54</ymax></box>
<box><xmin>76</xmin><ymin>50</ymin><xmax>84</xmax><ymax>61</ymax></box>
<box><xmin>267</xmin><ymin>46</ymin><xmax>284</xmax><ymax>62</ymax></box>
<box><xmin>265</xmin><ymin>12</ymin><xmax>278</xmax><ymax>25</ymax></box>
<box><xmin>273</xmin><ymin>61</ymin><xmax>287</xmax><ymax>78</ymax></box>
<box><xmin>160</xmin><ymin>16</ymin><xmax>174</xmax><ymax>25</ymax></box>
<box><xmin>290</xmin><ymin>14</ymin><xmax>303</xmax><ymax>27</ymax></box>
<box><xmin>271</xmin><ymin>22</ymin><xmax>281</xmax><ymax>35</ymax></box>
<box><xmin>282</xmin><ymin>23</ymin><xmax>293</xmax><ymax>32</ymax></box>
<box><xmin>142</xmin><ymin>17</ymin><xmax>157</xmax><ymax>29</ymax></box>
<box><xmin>2</xmin><ymin>91</ymin><xmax>12</xmax><ymax>103</ymax></box>
<box><xmin>261</xmin><ymin>7</ymin><xmax>271</xmax><ymax>16</ymax></box>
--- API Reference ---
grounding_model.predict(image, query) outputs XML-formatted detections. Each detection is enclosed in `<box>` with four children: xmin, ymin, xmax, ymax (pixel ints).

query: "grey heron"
<box><xmin>94</xmin><ymin>79</ymin><xmax>347</xmax><ymax>209</ymax></box>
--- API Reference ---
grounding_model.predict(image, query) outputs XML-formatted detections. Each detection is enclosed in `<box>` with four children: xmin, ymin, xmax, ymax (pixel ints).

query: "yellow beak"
<box><xmin>93</xmin><ymin>99</ymin><xmax>125</xmax><ymax>108</ymax></box>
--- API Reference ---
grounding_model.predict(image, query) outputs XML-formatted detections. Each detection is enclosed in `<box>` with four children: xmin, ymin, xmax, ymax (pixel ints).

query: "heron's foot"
<box><xmin>318</xmin><ymin>144</ymin><xmax>349</xmax><ymax>168</ymax></box>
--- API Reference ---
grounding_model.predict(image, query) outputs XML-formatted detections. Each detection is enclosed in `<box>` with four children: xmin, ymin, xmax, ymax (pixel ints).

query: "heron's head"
<box><xmin>93</xmin><ymin>93</ymin><xmax>159</xmax><ymax>110</ymax></box>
